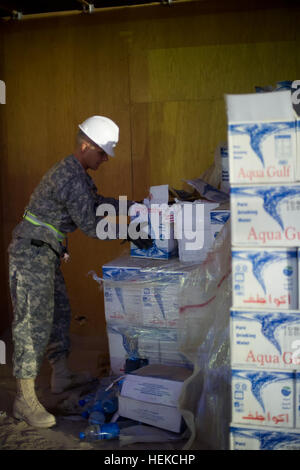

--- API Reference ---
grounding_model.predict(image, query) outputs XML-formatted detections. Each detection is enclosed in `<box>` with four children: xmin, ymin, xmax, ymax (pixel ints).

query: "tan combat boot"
<box><xmin>50</xmin><ymin>356</ymin><xmax>93</xmax><ymax>394</ymax></box>
<box><xmin>13</xmin><ymin>378</ymin><xmax>56</xmax><ymax>428</ymax></box>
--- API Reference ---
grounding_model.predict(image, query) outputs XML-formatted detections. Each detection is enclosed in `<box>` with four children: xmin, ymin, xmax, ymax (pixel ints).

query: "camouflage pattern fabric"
<box><xmin>8</xmin><ymin>154</ymin><xmax>123</xmax><ymax>378</ymax></box>
<box><xmin>9</xmin><ymin>155</ymin><xmax>121</xmax><ymax>255</ymax></box>
<box><xmin>9</xmin><ymin>240</ymin><xmax>66</xmax><ymax>377</ymax></box>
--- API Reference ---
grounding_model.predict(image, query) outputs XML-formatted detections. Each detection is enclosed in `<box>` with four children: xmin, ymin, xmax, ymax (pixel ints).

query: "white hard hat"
<box><xmin>78</xmin><ymin>115</ymin><xmax>119</xmax><ymax>157</ymax></box>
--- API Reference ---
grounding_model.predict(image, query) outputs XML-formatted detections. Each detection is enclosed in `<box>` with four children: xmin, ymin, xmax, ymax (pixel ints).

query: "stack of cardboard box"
<box><xmin>227</xmin><ymin>89</ymin><xmax>300</xmax><ymax>449</ymax></box>
<box><xmin>102</xmin><ymin>180</ymin><xmax>230</xmax><ymax>377</ymax></box>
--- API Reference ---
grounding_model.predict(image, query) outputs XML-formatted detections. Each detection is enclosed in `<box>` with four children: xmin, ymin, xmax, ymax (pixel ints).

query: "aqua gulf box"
<box><xmin>232</xmin><ymin>367</ymin><xmax>295</xmax><ymax>428</ymax></box>
<box><xmin>230</xmin><ymin>424</ymin><xmax>300</xmax><ymax>450</ymax></box>
<box><xmin>230</xmin><ymin>309</ymin><xmax>300</xmax><ymax>369</ymax></box>
<box><xmin>232</xmin><ymin>248</ymin><xmax>298</xmax><ymax>310</ymax></box>
<box><xmin>230</xmin><ymin>183</ymin><xmax>300</xmax><ymax>246</ymax></box>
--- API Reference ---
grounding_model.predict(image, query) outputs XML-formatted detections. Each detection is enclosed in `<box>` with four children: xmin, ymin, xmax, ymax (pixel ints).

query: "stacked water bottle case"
<box><xmin>101</xmin><ymin>255</ymin><xmax>196</xmax><ymax>375</ymax></box>
<box><xmin>227</xmin><ymin>87</ymin><xmax>300</xmax><ymax>449</ymax></box>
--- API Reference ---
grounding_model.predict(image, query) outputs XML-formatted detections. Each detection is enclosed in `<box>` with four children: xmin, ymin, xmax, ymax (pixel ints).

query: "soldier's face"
<box><xmin>83</xmin><ymin>143</ymin><xmax>109</xmax><ymax>170</ymax></box>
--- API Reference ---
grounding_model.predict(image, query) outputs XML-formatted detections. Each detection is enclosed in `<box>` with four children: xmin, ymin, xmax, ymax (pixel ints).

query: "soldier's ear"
<box><xmin>81</xmin><ymin>141</ymin><xmax>89</xmax><ymax>152</ymax></box>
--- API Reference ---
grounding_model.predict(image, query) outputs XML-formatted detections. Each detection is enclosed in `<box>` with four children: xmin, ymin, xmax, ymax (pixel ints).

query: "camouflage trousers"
<box><xmin>8</xmin><ymin>238</ymin><xmax>71</xmax><ymax>378</ymax></box>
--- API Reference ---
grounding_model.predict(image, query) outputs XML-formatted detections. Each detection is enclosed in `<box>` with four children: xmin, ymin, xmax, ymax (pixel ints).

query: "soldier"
<box><xmin>8</xmin><ymin>116</ymin><xmax>152</xmax><ymax>428</ymax></box>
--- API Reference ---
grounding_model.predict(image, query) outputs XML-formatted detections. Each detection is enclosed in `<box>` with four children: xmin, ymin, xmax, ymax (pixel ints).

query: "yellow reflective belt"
<box><xmin>23</xmin><ymin>210</ymin><xmax>66</xmax><ymax>242</ymax></box>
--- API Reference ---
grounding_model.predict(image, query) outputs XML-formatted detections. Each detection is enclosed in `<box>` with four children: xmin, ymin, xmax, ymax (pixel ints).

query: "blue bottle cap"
<box><xmin>79</xmin><ymin>432</ymin><xmax>85</xmax><ymax>439</ymax></box>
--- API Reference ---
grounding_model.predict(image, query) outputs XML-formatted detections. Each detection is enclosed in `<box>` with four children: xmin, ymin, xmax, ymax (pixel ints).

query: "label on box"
<box><xmin>232</xmin><ymin>248</ymin><xmax>298</xmax><ymax>309</ymax></box>
<box><xmin>228</xmin><ymin>120</ymin><xmax>296</xmax><ymax>184</ymax></box>
<box><xmin>232</xmin><ymin>368</ymin><xmax>294</xmax><ymax>428</ymax></box>
<box><xmin>120</xmin><ymin>374</ymin><xmax>184</xmax><ymax>407</ymax></box>
<box><xmin>118</xmin><ymin>395</ymin><xmax>183</xmax><ymax>433</ymax></box>
<box><xmin>230</xmin><ymin>424</ymin><xmax>300</xmax><ymax>450</ymax></box>
<box><xmin>231</xmin><ymin>184</ymin><xmax>300</xmax><ymax>246</ymax></box>
<box><xmin>230</xmin><ymin>309</ymin><xmax>300</xmax><ymax>369</ymax></box>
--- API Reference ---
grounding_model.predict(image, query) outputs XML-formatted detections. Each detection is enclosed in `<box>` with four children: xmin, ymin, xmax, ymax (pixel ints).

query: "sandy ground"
<box><xmin>0</xmin><ymin>329</ymin><xmax>189</xmax><ymax>451</ymax></box>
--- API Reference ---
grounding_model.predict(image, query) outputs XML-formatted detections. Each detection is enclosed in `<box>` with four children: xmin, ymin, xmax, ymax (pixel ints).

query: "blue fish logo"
<box><xmin>232</xmin><ymin>310</ymin><xmax>300</xmax><ymax>355</ymax></box>
<box><xmin>233</xmin><ymin>250</ymin><xmax>295</xmax><ymax>294</ymax></box>
<box><xmin>231</xmin><ymin>186</ymin><xmax>300</xmax><ymax>230</ymax></box>
<box><xmin>232</xmin><ymin>369</ymin><xmax>290</xmax><ymax>412</ymax></box>
<box><xmin>229</xmin><ymin>121</ymin><xmax>294</xmax><ymax>168</ymax></box>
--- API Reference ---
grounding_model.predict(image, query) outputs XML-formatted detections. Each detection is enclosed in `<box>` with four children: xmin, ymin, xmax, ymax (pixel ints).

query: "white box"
<box><xmin>137</xmin><ymin>328</ymin><xmax>191</xmax><ymax>367</ymax></box>
<box><xmin>107</xmin><ymin>323</ymin><xmax>193</xmax><ymax>375</ymax></box>
<box><xmin>130</xmin><ymin>208</ymin><xmax>178</xmax><ymax>260</ymax></box>
<box><xmin>175</xmin><ymin>201</ymin><xmax>219</xmax><ymax>263</ymax></box>
<box><xmin>129</xmin><ymin>187</ymin><xmax>178</xmax><ymax>260</ymax></box>
<box><xmin>210</xmin><ymin>210</ymin><xmax>230</xmax><ymax>241</ymax></box>
<box><xmin>118</xmin><ymin>364</ymin><xmax>192</xmax><ymax>432</ymax></box>
<box><xmin>107</xmin><ymin>328</ymin><xmax>126</xmax><ymax>375</ymax></box>
<box><xmin>232</xmin><ymin>368</ymin><xmax>294</xmax><ymax>428</ymax></box>
<box><xmin>230</xmin><ymin>424</ymin><xmax>300</xmax><ymax>450</ymax></box>
<box><xmin>232</xmin><ymin>248</ymin><xmax>298</xmax><ymax>310</ymax></box>
<box><xmin>297</xmin><ymin>118</ymin><xmax>300</xmax><ymax>181</ymax></box>
<box><xmin>118</xmin><ymin>396</ymin><xmax>184</xmax><ymax>433</ymax></box>
<box><xmin>226</xmin><ymin>91</ymin><xmax>297</xmax><ymax>184</ymax></box>
<box><xmin>230</xmin><ymin>183</ymin><xmax>300</xmax><ymax>246</ymax></box>
<box><xmin>103</xmin><ymin>255</ymin><xmax>191</xmax><ymax>328</ymax></box>
<box><xmin>296</xmin><ymin>372</ymin><xmax>300</xmax><ymax>428</ymax></box>
<box><xmin>230</xmin><ymin>309</ymin><xmax>300</xmax><ymax>369</ymax></box>
<box><xmin>103</xmin><ymin>259</ymin><xmax>143</xmax><ymax>324</ymax></box>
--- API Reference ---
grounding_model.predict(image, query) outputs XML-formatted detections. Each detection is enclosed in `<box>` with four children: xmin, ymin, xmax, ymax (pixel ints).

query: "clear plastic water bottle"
<box><xmin>93</xmin><ymin>388</ymin><xmax>118</xmax><ymax>414</ymax></box>
<box><xmin>79</xmin><ymin>423</ymin><xmax>120</xmax><ymax>441</ymax></box>
<box><xmin>88</xmin><ymin>410</ymin><xmax>106</xmax><ymax>425</ymax></box>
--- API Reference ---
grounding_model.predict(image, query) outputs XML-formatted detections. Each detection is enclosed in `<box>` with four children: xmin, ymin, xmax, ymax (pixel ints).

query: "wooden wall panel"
<box><xmin>131</xmin><ymin>99</ymin><xmax>227</xmax><ymax>197</ymax></box>
<box><xmin>0</xmin><ymin>3</ymin><xmax>299</xmax><ymax>341</ymax></box>
<box><xmin>0</xmin><ymin>27</ymin><xmax>10</xmax><ymax>335</ymax></box>
<box><xmin>1</xmin><ymin>13</ymin><xmax>133</xmax><ymax>339</ymax></box>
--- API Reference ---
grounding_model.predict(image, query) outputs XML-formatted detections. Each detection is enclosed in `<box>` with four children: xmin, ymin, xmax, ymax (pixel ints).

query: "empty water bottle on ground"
<box><xmin>93</xmin><ymin>386</ymin><xmax>118</xmax><ymax>414</ymax></box>
<box><xmin>79</xmin><ymin>423</ymin><xmax>120</xmax><ymax>441</ymax></box>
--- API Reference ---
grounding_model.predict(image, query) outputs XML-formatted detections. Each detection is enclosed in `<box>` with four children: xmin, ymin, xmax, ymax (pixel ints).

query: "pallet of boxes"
<box><xmin>100</xmin><ymin>183</ymin><xmax>230</xmax><ymax>435</ymax></box>
<box><xmin>226</xmin><ymin>89</ymin><xmax>300</xmax><ymax>450</ymax></box>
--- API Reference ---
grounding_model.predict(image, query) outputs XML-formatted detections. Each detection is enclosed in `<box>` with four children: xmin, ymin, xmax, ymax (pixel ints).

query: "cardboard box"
<box><xmin>296</xmin><ymin>372</ymin><xmax>300</xmax><ymax>428</ymax></box>
<box><xmin>118</xmin><ymin>364</ymin><xmax>192</xmax><ymax>433</ymax></box>
<box><xmin>130</xmin><ymin>205</ymin><xmax>178</xmax><ymax>260</ymax></box>
<box><xmin>102</xmin><ymin>255</ymin><xmax>192</xmax><ymax>328</ymax></box>
<box><xmin>296</xmin><ymin>118</ymin><xmax>300</xmax><ymax>181</ymax></box>
<box><xmin>103</xmin><ymin>260</ymin><xmax>142</xmax><ymax>324</ymax></box>
<box><xmin>230</xmin><ymin>309</ymin><xmax>300</xmax><ymax>370</ymax></box>
<box><xmin>106</xmin><ymin>323</ymin><xmax>192</xmax><ymax>375</ymax></box>
<box><xmin>129</xmin><ymin>186</ymin><xmax>178</xmax><ymax>260</ymax></box>
<box><xmin>232</xmin><ymin>248</ymin><xmax>298</xmax><ymax>310</ymax></box>
<box><xmin>226</xmin><ymin>91</ymin><xmax>297</xmax><ymax>184</ymax></box>
<box><xmin>232</xmin><ymin>368</ymin><xmax>294</xmax><ymax>428</ymax></box>
<box><xmin>175</xmin><ymin>201</ymin><xmax>219</xmax><ymax>263</ymax></box>
<box><xmin>230</xmin><ymin>424</ymin><xmax>300</xmax><ymax>450</ymax></box>
<box><xmin>230</xmin><ymin>183</ymin><xmax>300</xmax><ymax>246</ymax></box>
<box><xmin>210</xmin><ymin>210</ymin><xmax>231</xmax><ymax>241</ymax></box>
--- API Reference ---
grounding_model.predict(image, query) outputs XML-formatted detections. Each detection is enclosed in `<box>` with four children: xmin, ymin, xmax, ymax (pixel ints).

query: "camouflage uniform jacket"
<box><xmin>9</xmin><ymin>154</ymin><xmax>121</xmax><ymax>256</ymax></box>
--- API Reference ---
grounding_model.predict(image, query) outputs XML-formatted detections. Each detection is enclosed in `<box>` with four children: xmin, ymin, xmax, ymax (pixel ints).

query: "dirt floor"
<box><xmin>0</xmin><ymin>329</ymin><xmax>190</xmax><ymax>451</ymax></box>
